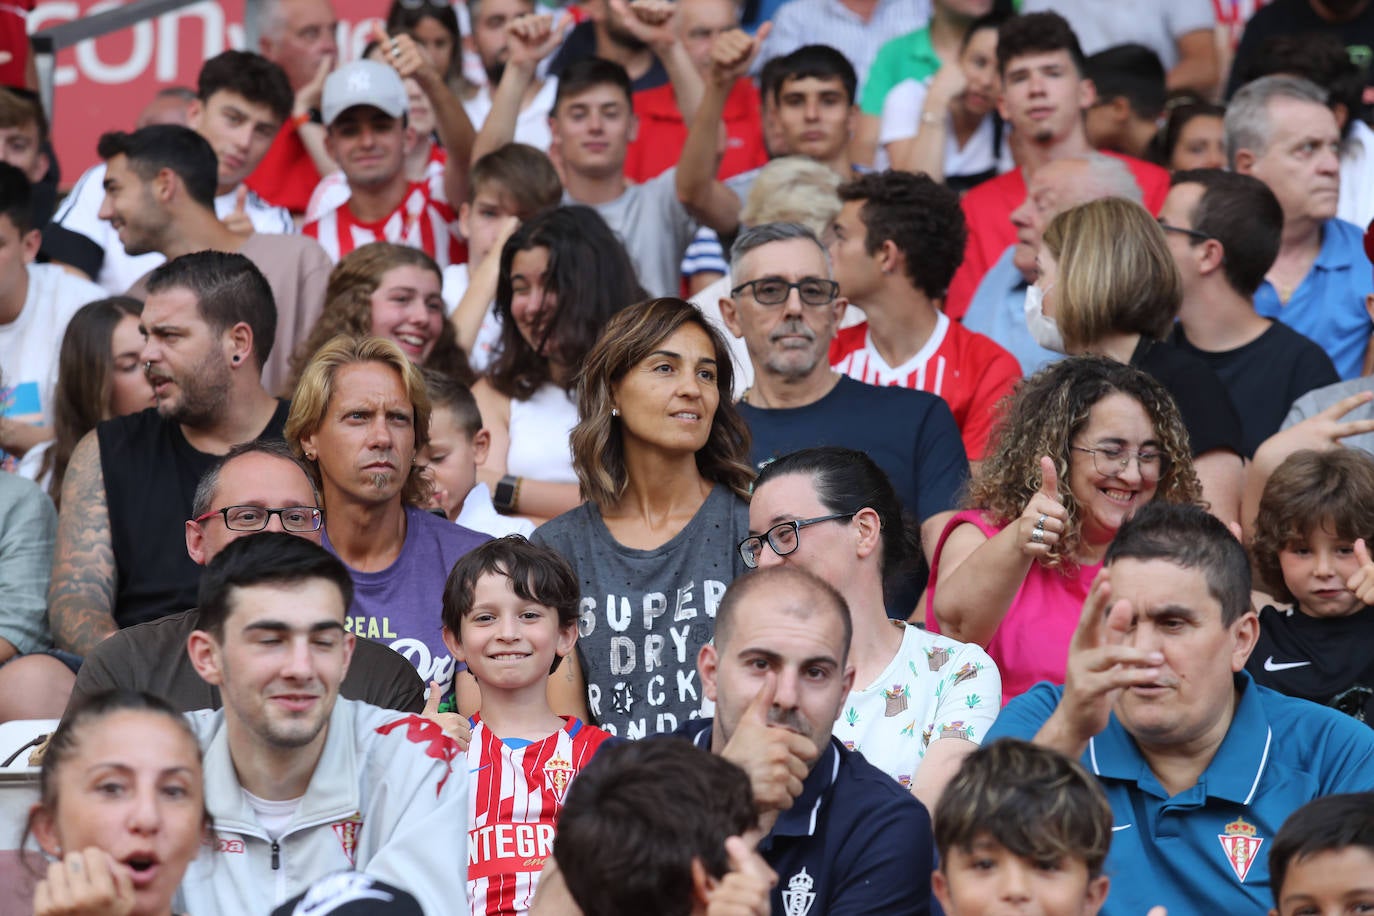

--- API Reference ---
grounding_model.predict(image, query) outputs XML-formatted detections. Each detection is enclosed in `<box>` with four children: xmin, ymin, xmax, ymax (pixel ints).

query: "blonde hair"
<box><xmin>1042</xmin><ymin>198</ymin><xmax>1180</xmax><ymax>352</ymax></box>
<box><xmin>740</xmin><ymin>156</ymin><xmax>842</xmax><ymax>237</ymax></box>
<box><xmin>285</xmin><ymin>335</ymin><xmax>434</xmax><ymax>507</ymax></box>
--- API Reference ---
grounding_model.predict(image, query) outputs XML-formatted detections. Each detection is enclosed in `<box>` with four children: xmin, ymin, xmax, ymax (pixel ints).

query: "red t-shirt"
<box><xmin>829</xmin><ymin>313</ymin><xmax>1020</xmax><ymax>460</ymax></box>
<box><xmin>624</xmin><ymin>78</ymin><xmax>768</xmax><ymax>183</ymax></box>
<box><xmin>943</xmin><ymin>151</ymin><xmax>1170</xmax><ymax>320</ymax></box>
<box><xmin>245</xmin><ymin>122</ymin><xmax>321</xmax><ymax>217</ymax></box>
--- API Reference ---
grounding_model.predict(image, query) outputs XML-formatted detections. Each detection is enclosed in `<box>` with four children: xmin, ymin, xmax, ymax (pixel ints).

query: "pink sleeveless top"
<box><xmin>926</xmin><ymin>509</ymin><xmax>1100</xmax><ymax>702</ymax></box>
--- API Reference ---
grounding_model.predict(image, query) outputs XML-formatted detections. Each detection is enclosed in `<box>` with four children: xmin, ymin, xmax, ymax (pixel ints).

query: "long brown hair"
<box><xmin>41</xmin><ymin>297</ymin><xmax>144</xmax><ymax>506</ymax></box>
<box><xmin>571</xmin><ymin>298</ymin><xmax>753</xmax><ymax>509</ymax></box>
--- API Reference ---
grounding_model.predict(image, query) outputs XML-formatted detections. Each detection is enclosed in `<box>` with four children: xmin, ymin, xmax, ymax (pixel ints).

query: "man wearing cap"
<box><xmin>303</xmin><ymin>58</ymin><xmax>469</xmax><ymax>267</ymax></box>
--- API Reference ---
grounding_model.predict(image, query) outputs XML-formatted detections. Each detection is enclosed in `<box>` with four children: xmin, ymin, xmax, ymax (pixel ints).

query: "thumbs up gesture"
<box><xmin>221</xmin><ymin>185</ymin><xmax>253</xmax><ymax>237</ymax></box>
<box><xmin>1018</xmin><ymin>455</ymin><xmax>1069</xmax><ymax>559</ymax></box>
<box><xmin>708</xmin><ymin>23</ymin><xmax>771</xmax><ymax>89</ymax></box>
<box><xmin>1346</xmin><ymin>538</ymin><xmax>1374</xmax><ymax>607</ymax></box>
<box><xmin>421</xmin><ymin>680</ymin><xmax>472</xmax><ymax>751</ymax></box>
<box><xmin>706</xmin><ymin>834</ymin><xmax>777</xmax><ymax>916</ymax></box>
<box><xmin>719</xmin><ymin>672</ymin><xmax>818</xmax><ymax>814</ymax></box>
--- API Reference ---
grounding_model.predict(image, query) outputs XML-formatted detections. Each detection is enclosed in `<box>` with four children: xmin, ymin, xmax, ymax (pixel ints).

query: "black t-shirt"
<box><xmin>1247</xmin><ymin>604</ymin><xmax>1374</xmax><ymax>726</ymax></box>
<box><xmin>1130</xmin><ymin>337</ymin><xmax>1245</xmax><ymax>457</ymax></box>
<box><xmin>97</xmin><ymin>401</ymin><xmax>291</xmax><ymax>629</ymax></box>
<box><xmin>739</xmin><ymin>375</ymin><xmax>970</xmax><ymax>616</ymax></box>
<box><xmin>1169</xmin><ymin>322</ymin><xmax>1339</xmax><ymax>457</ymax></box>
<box><xmin>547</xmin><ymin>21</ymin><xmax>670</xmax><ymax>92</ymax></box>
<box><xmin>1227</xmin><ymin>0</ymin><xmax>1374</xmax><ymax>97</ymax></box>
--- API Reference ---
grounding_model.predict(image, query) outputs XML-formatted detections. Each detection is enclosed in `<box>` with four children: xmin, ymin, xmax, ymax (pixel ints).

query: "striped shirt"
<box><xmin>303</xmin><ymin>173</ymin><xmax>467</xmax><ymax>268</ymax></box>
<box><xmin>466</xmin><ymin>715</ymin><xmax>612</xmax><ymax>915</ymax></box>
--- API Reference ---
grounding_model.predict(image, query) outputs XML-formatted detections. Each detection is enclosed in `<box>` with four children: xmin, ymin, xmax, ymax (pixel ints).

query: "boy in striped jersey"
<box><xmin>441</xmin><ymin>537</ymin><xmax>613</xmax><ymax>915</ymax></box>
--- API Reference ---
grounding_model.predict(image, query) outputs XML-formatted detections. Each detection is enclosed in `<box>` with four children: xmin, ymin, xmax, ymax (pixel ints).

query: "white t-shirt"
<box><xmin>52</xmin><ymin>162</ymin><xmax>295</xmax><ymax>295</ymax></box>
<box><xmin>0</xmin><ymin>263</ymin><xmax>105</xmax><ymax>437</ymax></box>
<box><xmin>461</xmin><ymin>77</ymin><xmax>559</xmax><ymax>153</ymax></box>
<box><xmin>832</xmin><ymin>622</ymin><xmax>1002</xmax><ymax>789</ymax></box>
<box><xmin>440</xmin><ymin>263</ymin><xmax>504</xmax><ymax>374</ymax></box>
<box><xmin>1340</xmin><ymin>119</ymin><xmax>1374</xmax><ymax>231</ymax></box>
<box><xmin>242</xmin><ymin>789</ymin><xmax>303</xmax><ymax>842</ymax></box>
<box><xmin>879</xmin><ymin>78</ymin><xmax>1014</xmax><ymax>180</ymax></box>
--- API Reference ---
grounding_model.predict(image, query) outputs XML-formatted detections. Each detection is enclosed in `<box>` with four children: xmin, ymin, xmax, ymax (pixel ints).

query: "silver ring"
<box><xmin>1031</xmin><ymin>527</ymin><xmax>1045</xmax><ymax>544</ymax></box>
<box><xmin>1035</xmin><ymin>514</ymin><xmax>1047</xmax><ymax>530</ymax></box>
<box><xmin>390</xmin><ymin>41</ymin><xmax>401</xmax><ymax>57</ymax></box>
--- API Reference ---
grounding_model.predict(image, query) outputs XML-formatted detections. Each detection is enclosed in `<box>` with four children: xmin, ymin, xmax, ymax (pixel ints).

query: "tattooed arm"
<box><xmin>48</xmin><ymin>432</ymin><xmax>117</xmax><ymax>655</ymax></box>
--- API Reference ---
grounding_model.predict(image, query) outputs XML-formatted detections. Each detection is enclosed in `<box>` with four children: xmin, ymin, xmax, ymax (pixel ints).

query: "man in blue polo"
<box><xmin>1228</xmin><ymin>74</ymin><xmax>1374</xmax><ymax>381</ymax></box>
<box><xmin>681</xmin><ymin>565</ymin><xmax>933</xmax><ymax>916</ymax></box>
<box><xmin>987</xmin><ymin>501</ymin><xmax>1374</xmax><ymax>915</ymax></box>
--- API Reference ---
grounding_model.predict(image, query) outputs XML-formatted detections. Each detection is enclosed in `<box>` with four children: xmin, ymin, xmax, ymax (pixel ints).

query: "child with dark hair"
<box><xmin>1268</xmin><ymin>792</ymin><xmax>1374</xmax><ymax>916</ymax></box>
<box><xmin>441</xmin><ymin>537</ymin><xmax>611</xmax><ymax>915</ymax></box>
<box><xmin>933</xmin><ymin>738</ymin><xmax>1113</xmax><ymax>916</ymax></box>
<box><xmin>1248</xmin><ymin>449</ymin><xmax>1374</xmax><ymax>724</ymax></box>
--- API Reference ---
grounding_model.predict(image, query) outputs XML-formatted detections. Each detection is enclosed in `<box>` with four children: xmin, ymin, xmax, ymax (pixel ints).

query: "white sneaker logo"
<box><xmin>1263</xmin><ymin>656</ymin><xmax>1312</xmax><ymax>672</ymax></box>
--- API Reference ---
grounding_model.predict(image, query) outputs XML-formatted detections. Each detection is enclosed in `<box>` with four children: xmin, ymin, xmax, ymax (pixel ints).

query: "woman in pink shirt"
<box><xmin>926</xmin><ymin>356</ymin><xmax>1201</xmax><ymax>700</ymax></box>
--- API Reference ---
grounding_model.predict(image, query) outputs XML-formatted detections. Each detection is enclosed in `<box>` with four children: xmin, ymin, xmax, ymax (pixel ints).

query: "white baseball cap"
<box><xmin>322</xmin><ymin>60</ymin><xmax>409</xmax><ymax>127</ymax></box>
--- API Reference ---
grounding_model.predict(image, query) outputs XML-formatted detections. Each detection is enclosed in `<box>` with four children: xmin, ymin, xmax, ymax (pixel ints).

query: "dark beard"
<box><xmin>605</xmin><ymin>21</ymin><xmax>648</xmax><ymax>53</ymax></box>
<box><xmin>485</xmin><ymin>60</ymin><xmax>506</xmax><ymax>88</ymax></box>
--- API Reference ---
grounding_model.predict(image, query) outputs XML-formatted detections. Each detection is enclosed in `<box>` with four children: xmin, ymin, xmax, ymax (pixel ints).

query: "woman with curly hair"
<box><xmin>1034</xmin><ymin>196</ymin><xmax>1245</xmax><ymax>525</ymax></box>
<box><xmin>926</xmin><ymin>356</ymin><xmax>1202</xmax><ymax>701</ymax></box>
<box><xmin>531</xmin><ymin>297</ymin><xmax>753</xmax><ymax>736</ymax></box>
<box><xmin>473</xmin><ymin>206</ymin><xmax>646</xmax><ymax>525</ymax></box>
<box><xmin>288</xmin><ymin>242</ymin><xmax>471</xmax><ymax>393</ymax></box>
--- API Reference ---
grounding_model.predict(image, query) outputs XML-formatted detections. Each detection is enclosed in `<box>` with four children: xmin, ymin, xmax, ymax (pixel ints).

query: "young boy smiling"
<box><xmin>441</xmin><ymin>536</ymin><xmax>611</xmax><ymax>915</ymax></box>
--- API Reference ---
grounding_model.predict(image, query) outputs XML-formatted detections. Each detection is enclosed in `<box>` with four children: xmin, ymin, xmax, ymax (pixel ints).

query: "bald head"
<box><xmin>714</xmin><ymin>566</ymin><xmax>852</xmax><ymax>662</ymax></box>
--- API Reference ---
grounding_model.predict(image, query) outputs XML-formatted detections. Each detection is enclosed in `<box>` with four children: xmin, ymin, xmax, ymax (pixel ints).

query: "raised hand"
<box><xmin>1043</xmin><ymin>571</ymin><xmax>1164</xmax><ymax>754</ymax></box>
<box><xmin>1018</xmin><ymin>456</ymin><xmax>1070</xmax><ymax>559</ymax></box>
<box><xmin>609</xmin><ymin>0</ymin><xmax>678</xmax><ymax>52</ymax></box>
<box><xmin>719</xmin><ymin>671</ymin><xmax>818</xmax><ymax>814</ymax></box>
<box><xmin>421</xmin><ymin>680</ymin><xmax>472</xmax><ymax>752</ymax></box>
<box><xmin>294</xmin><ymin>53</ymin><xmax>333</xmax><ymax>117</ymax></box>
<box><xmin>372</xmin><ymin>23</ymin><xmax>435</xmax><ymax>82</ymax></box>
<box><xmin>221</xmin><ymin>185</ymin><xmax>253</xmax><ymax>237</ymax></box>
<box><xmin>707</xmin><ymin>23</ymin><xmax>771</xmax><ymax>89</ymax></box>
<box><xmin>924</xmin><ymin>59</ymin><xmax>968</xmax><ymax>110</ymax></box>
<box><xmin>34</xmin><ymin>848</ymin><xmax>136</xmax><ymax>916</ymax></box>
<box><xmin>1347</xmin><ymin>538</ymin><xmax>1374</xmax><ymax>607</ymax></box>
<box><xmin>506</xmin><ymin>12</ymin><xmax>573</xmax><ymax>70</ymax></box>
<box><xmin>706</xmin><ymin>834</ymin><xmax>777</xmax><ymax>916</ymax></box>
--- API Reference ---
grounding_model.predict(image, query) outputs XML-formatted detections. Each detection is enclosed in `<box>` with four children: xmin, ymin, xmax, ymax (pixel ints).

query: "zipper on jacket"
<box><xmin>271</xmin><ymin>840</ymin><xmax>280</xmax><ymax>870</ymax></box>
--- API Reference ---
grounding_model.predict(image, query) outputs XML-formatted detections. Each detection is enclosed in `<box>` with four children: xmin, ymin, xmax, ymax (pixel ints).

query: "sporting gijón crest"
<box><xmin>1217</xmin><ymin>817</ymin><xmax>1263</xmax><ymax>882</ymax></box>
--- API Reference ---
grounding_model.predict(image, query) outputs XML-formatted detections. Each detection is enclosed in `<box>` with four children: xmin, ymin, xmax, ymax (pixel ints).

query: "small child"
<box><xmin>1268</xmin><ymin>792</ymin><xmax>1374</xmax><ymax>916</ymax></box>
<box><xmin>932</xmin><ymin>739</ymin><xmax>1112</xmax><ymax>916</ymax></box>
<box><xmin>1249</xmin><ymin>449</ymin><xmax>1374</xmax><ymax>723</ymax></box>
<box><xmin>421</xmin><ymin>368</ymin><xmax>534</xmax><ymax>538</ymax></box>
<box><xmin>441</xmin><ymin>536</ymin><xmax>611</xmax><ymax>916</ymax></box>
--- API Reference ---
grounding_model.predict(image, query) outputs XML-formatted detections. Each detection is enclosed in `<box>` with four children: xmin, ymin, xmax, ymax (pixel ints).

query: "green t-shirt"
<box><xmin>860</xmin><ymin>26</ymin><xmax>940</xmax><ymax>116</ymax></box>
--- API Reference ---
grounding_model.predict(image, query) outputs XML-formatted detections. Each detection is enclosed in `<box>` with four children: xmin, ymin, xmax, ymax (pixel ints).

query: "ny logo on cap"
<box><xmin>347</xmin><ymin>71</ymin><xmax>371</xmax><ymax>92</ymax></box>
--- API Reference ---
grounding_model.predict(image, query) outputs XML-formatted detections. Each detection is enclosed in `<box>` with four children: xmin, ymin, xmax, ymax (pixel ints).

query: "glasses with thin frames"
<box><xmin>737</xmin><ymin>512</ymin><xmax>857</xmax><ymax>569</ymax></box>
<box><xmin>1070</xmin><ymin>445</ymin><xmax>1166</xmax><ymax>481</ymax></box>
<box><xmin>731</xmin><ymin>277</ymin><xmax>840</xmax><ymax>307</ymax></box>
<box><xmin>1157</xmin><ymin>219</ymin><xmax>1213</xmax><ymax>244</ymax></box>
<box><xmin>194</xmin><ymin>506</ymin><xmax>324</xmax><ymax>533</ymax></box>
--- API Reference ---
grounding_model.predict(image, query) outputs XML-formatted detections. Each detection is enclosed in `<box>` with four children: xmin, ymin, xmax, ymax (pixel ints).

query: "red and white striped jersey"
<box><xmin>829</xmin><ymin>312</ymin><xmax>1021</xmax><ymax>461</ymax></box>
<box><xmin>466</xmin><ymin>715</ymin><xmax>612</xmax><ymax>916</ymax></box>
<box><xmin>303</xmin><ymin>174</ymin><xmax>467</xmax><ymax>268</ymax></box>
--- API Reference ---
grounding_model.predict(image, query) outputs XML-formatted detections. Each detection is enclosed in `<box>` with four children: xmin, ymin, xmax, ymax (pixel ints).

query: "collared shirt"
<box><xmin>987</xmin><ymin>672</ymin><xmax>1374</xmax><ymax>916</ymax></box>
<box><xmin>1253</xmin><ymin>218</ymin><xmax>1374</xmax><ymax>381</ymax></box>
<box><xmin>961</xmin><ymin>246</ymin><xmax>1063</xmax><ymax>377</ymax></box>
<box><xmin>860</xmin><ymin>25</ymin><xmax>940</xmax><ymax>116</ymax></box>
<box><xmin>678</xmin><ymin>719</ymin><xmax>934</xmax><ymax>916</ymax></box>
<box><xmin>756</xmin><ymin>0</ymin><xmax>933</xmax><ymax>96</ymax></box>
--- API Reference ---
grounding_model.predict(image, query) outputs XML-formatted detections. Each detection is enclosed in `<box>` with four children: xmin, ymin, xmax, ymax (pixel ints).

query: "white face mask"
<box><xmin>1024</xmin><ymin>284</ymin><xmax>1066</xmax><ymax>353</ymax></box>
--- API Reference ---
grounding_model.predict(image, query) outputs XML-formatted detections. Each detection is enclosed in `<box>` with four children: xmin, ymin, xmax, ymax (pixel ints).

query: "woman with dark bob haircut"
<box><xmin>533</xmin><ymin>298</ymin><xmax>753</xmax><ymax>736</ymax></box>
<box><xmin>474</xmin><ymin>205</ymin><xmax>647</xmax><ymax>525</ymax></box>
<box><xmin>926</xmin><ymin>356</ymin><xmax>1202</xmax><ymax>701</ymax></box>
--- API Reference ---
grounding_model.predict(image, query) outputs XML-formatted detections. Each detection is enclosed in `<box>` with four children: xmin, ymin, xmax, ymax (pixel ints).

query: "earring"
<box><xmin>611</xmin><ymin>408</ymin><xmax>620</xmax><ymax>417</ymax></box>
<box><xmin>305</xmin><ymin>451</ymin><xmax>316</xmax><ymax>461</ymax></box>
<box><xmin>232</xmin><ymin>355</ymin><xmax>241</xmax><ymax>363</ymax></box>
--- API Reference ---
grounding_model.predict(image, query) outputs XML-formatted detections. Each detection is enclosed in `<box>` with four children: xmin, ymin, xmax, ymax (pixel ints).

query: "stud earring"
<box><xmin>611</xmin><ymin>408</ymin><xmax>620</xmax><ymax>417</ymax></box>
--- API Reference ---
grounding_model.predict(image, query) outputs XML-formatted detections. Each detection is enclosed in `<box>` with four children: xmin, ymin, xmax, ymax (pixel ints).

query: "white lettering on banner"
<box><xmin>77</xmin><ymin>0</ymin><xmax>154</xmax><ymax>84</ymax></box>
<box><xmin>387</xmin><ymin>637</ymin><xmax>455</xmax><ymax>685</ymax></box>
<box><xmin>156</xmin><ymin>3</ymin><xmax>227</xmax><ymax>81</ymax></box>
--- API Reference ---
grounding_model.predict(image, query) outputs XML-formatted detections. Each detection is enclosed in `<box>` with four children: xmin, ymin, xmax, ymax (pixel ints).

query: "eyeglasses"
<box><xmin>737</xmin><ymin>512</ymin><xmax>856</xmax><ymax>569</ymax></box>
<box><xmin>1070</xmin><ymin>445</ymin><xmax>1166</xmax><ymax>481</ymax></box>
<box><xmin>1157</xmin><ymin>219</ymin><xmax>1214</xmax><ymax>244</ymax></box>
<box><xmin>194</xmin><ymin>506</ymin><xmax>324</xmax><ymax>533</ymax></box>
<box><xmin>730</xmin><ymin>277</ymin><xmax>840</xmax><ymax>307</ymax></box>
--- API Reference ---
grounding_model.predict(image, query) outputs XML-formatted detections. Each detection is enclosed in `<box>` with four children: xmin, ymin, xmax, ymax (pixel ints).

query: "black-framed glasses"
<box><xmin>1158</xmin><ymin>219</ymin><xmax>1213</xmax><ymax>244</ymax></box>
<box><xmin>1070</xmin><ymin>445</ymin><xmax>1166</xmax><ymax>481</ymax></box>
<box><xmin>737</xmin><ymin>512</ymin><xmax>856</xmax><ymax>569</ymax></box>
<box><xmin>730</xmin><ymin>277</ymin><xmax>840</xmax><ymax>307</ymax></box>
<box><xmin>193</xmin><ymin>506</ymin><xmax>324</xmax><ymax>533</ymax></box>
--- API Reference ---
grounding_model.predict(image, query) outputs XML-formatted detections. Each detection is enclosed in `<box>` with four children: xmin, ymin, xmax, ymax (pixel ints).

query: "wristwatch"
<box><xmin>493</xmin><ymin>474</ymin><xmax>521</xmax><ymax>514</ymax></box>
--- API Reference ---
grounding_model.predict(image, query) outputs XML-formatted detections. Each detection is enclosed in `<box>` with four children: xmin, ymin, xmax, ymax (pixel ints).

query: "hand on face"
<box><xmin>718</xmin><ymin>671</ymin><xmax>819</xmax><ymax>814</ymax></box>
<box><xmin>34</xmin><ymin>849</ymin><xmax>136</xmax><ymax>916</ymax></box>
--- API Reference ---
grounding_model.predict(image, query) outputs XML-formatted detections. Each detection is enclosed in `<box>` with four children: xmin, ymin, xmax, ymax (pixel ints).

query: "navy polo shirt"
<box><xmin>987</xmin><ymin>672</ymin><xmax>1374</xmax><ymax>916</ymax></box>
<box><xmin>680</xmin><ymin>719</ymin><xmax>934</xmax><ymax>916</ymax></box>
